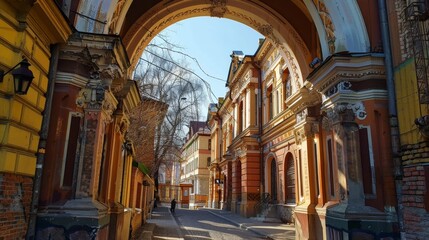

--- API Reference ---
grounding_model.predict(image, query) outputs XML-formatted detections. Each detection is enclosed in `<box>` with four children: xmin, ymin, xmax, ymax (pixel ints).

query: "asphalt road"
<box><xmin>153</xmin><ymin>207</ymin><xmax>267</xmax><ymax>240</ymax></box>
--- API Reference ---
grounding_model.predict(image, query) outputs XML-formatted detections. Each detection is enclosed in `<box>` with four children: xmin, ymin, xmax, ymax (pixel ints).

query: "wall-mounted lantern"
<box><xmin>0</xmin><ymin>59</ymin><xmax>34</xmax><ymax>95</ymax></box>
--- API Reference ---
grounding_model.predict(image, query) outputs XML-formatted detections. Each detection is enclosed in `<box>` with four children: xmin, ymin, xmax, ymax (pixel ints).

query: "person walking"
<box><xmin>170</xmin><ymin>199</ymin><xmax>177</xmax><ymax>213</ymax></box>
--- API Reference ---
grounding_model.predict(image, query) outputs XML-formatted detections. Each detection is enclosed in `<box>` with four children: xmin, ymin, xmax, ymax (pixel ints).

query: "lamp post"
<box><xmin>0</xmin><ymin>58</ymin><xmax>34</xmax><ymax>95</ymax></box>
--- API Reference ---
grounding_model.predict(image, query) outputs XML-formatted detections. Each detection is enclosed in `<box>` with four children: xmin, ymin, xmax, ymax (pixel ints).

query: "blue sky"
<box><xmin>158</xmin><ymin>16</ymin><xmax>263</xmax><ymax>103</ymax></box>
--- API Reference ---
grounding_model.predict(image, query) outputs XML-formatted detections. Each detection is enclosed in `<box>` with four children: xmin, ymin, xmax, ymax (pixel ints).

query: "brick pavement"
<box><xmin>138</xmin><ymin>206</ymin><xmax>295</xmax><ymax>240</ymax></box>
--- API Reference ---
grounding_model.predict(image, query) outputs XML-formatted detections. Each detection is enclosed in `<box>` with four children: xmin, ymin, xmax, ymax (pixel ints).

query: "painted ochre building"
<box><xmin>0</xmin><ymin>0</ymin><xmax>428</xmax><ymax>239</ymax></box>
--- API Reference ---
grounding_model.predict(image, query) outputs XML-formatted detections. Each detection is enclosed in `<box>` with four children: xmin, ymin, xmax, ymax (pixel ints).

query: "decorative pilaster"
<box><xmin>247</xmin><ymin>86</ymin><xmax>257</xmax><ymax>127</ymax></box>
<box><xmin>324</xmin><ymin>104</ymin><xmax>390</xmax><ymax>236</ymax></box>
<box><xmin>75</xmin><ymin>83</ymin><xmax>117</xmax><ymax>198</ymax></box>
<box><xmin>327</xmin><ymin>105</ymin><xmax>365</xmax><ymax>205</ymax></box>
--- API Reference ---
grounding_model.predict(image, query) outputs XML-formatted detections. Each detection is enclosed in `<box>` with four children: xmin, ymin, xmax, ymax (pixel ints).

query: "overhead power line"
<box><xmin>147</xmin><ymin>44</ymin><xmax>227</xmax><ymax>83</ymax></box>
<box><xmin>139</xmin><ymin>56</ymin><xmax>217</xmax><ymax>103</ymax></box>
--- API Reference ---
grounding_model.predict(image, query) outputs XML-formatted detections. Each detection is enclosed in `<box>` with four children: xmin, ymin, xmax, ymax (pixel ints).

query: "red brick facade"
<box><xmin>401</xmin><ymin>154</ymin><xmax>429</xmax><ymax>239</ymax></box>
<box><xmin>0</xmin><ymin>173</ymin><xmax>33</xmax><ymax>239</ymax></box>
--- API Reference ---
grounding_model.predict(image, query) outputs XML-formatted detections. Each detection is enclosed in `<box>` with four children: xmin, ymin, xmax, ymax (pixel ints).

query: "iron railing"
<box><xmin>402</xmin><ymin>1</ymin><xmax>429</xmax><ymax>104</ymax></box>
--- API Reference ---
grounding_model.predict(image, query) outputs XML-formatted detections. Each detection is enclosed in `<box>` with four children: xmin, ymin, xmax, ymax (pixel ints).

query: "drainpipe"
<box><xmin>26</xmin><ymin>44</ymin><xmax>60</xmax><ymax>240</ymax></box>
<box><xmin>378</xmin><ymin>0</ymin><xmax>404</xmax><ymax>236</ymax></box>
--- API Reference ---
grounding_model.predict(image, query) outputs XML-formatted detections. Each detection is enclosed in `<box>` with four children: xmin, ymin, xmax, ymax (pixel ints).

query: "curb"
<box><xmin>206</xmin><ymin>210</ymin><xmax>274</xmax><ymax>240</ymax></box>
<box><xmin>141</xmin><ymin>223</ymin><xmax>156</xmax><ymax>240</ymax></box>
<box><xmin>169</xmin><ymin>211</ymin><xmax>186</xmax><ymax>239</ymax></box>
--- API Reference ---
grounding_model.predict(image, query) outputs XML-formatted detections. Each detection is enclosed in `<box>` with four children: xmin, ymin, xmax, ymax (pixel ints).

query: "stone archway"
<box><xmin>25</xmin><ymin>1</ymin><xmax>385</xmax><ymax>239</ymax></box>
<box><xmin>110</xmin><ymin>0</ymin><xmax>371</xmax><ymax>84</ymax></box>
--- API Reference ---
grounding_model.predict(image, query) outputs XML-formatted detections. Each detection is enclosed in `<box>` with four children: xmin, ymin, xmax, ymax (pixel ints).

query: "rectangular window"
<box><xmin>314</xmin><ymin>140</ymin><xmax>320</xmax><ymax>197</ymax></box>
<box><xmin>359</xmin><ymin>126</ymin><xmax>376</xmax><ymax>197</ymax></box>
<box><xmin>327</xmin><ymin>138</ymin><xmax>335</xmax><ymax>197</ymax></box>
<box><xmin>61</xmin><ymin>113</ymin><xmax>82</xmax><ymax>188</ymax></box>
<box><xmin>298</xmin><ymin>149</ymin><xmax>303</xmax><ymax>198</ymax></box>
<box><xmin>269</xmin><ymin>93</ymin><xmax>273</xmax><ymax>120</ymax></box>
<box><xmin>136</xmin><ymin>183</ymin><xmax>142</xmax><ymax>208</ymax></box>
<box><xmin>255</xmin><ymin>92</ymin><xmax>259</xmax><ymax>126</ymax></box>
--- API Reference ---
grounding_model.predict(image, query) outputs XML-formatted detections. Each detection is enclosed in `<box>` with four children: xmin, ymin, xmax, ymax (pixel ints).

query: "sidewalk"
<box><xmin>138</xmin><ymin>206</ymin><xmax>295</xmax><ymax>240</ymax></box>
<box><xmin>140</xmin><ymin>206</ymin><xmax>184</xmax><ymax>240</ymax></box>
<box><xmin>204</xmin><ymin>208</ymin><xmax>295</xmax><ymax>240</ymax></box>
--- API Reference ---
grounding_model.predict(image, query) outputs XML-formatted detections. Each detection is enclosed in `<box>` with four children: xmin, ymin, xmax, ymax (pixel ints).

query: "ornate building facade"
<box><xmin>209</xmin><ymin>38</ymin><xmax>399</xmax><ymax>239</ymax></box>
<box><xmin>180</xmin><ymin>121</ymin><xmax>211</xmax><ymax>209</ymax></box>
<box><xmin>1</xmin><ymin>0</ymin><xmax>428</xmax><ymax>239</ymax></box>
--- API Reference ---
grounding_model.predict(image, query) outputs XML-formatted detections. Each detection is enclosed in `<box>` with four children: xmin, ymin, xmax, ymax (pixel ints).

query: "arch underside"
<box><xmin>116</xmin><ymin>0</ymin><xmax>369</xmax><ymax>86</ymax></box>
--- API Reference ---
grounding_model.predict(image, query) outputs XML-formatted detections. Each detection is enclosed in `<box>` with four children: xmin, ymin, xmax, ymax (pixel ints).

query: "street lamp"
<box><xmin>0</xmin><ymin>59</ymin><xmax>34</xmax><ymax>95</ymax></box>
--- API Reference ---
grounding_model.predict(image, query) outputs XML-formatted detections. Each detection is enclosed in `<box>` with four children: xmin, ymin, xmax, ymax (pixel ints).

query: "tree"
<box><xmin>129</xmin><ymin>35</ymin><xmax>207</xmax><ymax>186</ymax></box>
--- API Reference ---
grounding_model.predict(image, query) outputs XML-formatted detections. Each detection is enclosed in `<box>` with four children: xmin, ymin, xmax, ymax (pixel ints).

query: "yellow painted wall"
<box><xmin>0</xmin><ymin>0</ymin><xmax>71</xmax><ymax>176</ymax></box>
<box><xmin>394</xmin><ymin>58</ymin><xmax>428</xmax><ymax>144</ymax></box>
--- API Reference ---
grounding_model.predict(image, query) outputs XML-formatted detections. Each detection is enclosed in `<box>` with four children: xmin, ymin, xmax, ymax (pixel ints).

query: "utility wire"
<box><xmin>147</xmin><ymin>44</ymin><xmax>227</xmax><ymax>83</ymax></box>
<box><xmin>139</xmin><ymin>56</ymin><xmax>217</xmax><ymax>103</ymax></box>
<box><xmin>139</xmin><ymin>44</ymin><xmax>238</xmax><ymax>126</ymax></box>
<box><xmin>139</xmin><ymin>56</ymin><xmax>238</xmax><ymax>126</ymax></box>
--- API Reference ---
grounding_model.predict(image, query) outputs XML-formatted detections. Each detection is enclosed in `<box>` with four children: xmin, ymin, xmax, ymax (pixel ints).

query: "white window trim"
<box><xmin>359</xmin><ymin>125</ymin><xmax>377</xmax><ymax>199</ymax></box>
<box><xmin>60</xmin><ymin>112</ymin><xmax>83</xmax><ymax>188</ymax></box>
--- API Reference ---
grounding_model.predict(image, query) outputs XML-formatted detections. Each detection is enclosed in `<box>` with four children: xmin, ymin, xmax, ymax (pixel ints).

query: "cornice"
<box><xmin>120</xmin><ymin>80</ymin><xmax>141</xmax><ymax>113</ymax></box>
<box><xmin>261</xmin><ymin>115</ymin><xmax>295</xmax><ymax>144</ymax></box>
<box><xmin>29</xmin><ymin>0</ymin><xmax>72</xmax><ymax>44</ymax></box>
<box><xmin>308</xmin><ymin>54</ymin><xmax>385</xmax><ymax>93</ymax></box>
<box><xmin>56</xmin><ymin>72</ymin><xmax>88</xmax><ymax>88</ymax></box>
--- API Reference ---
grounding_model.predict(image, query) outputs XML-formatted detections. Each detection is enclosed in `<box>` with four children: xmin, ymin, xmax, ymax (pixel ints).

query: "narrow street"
<box><xmin>145</xmin><ymin>206</ymin><xmax>295</xmax><ymax>240</ymax></box>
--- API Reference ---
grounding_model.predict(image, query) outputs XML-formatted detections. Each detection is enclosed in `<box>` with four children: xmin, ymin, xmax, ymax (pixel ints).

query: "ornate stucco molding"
<box><xmin>76</xmin><ymin>85</ymin><xmax>118</xmax><ymax>122</ymax></box>
<box><xmin>294</xmin><ymin>121</ymin><xmax>318</xmax><ymax>145</ymax></box>
<box><xmin>318</xmin><ymin>70</ymin><xmax>385</xmax><ymax>94</ymax></box>
<box><xmin>210</xmin><ymin>0</ymin><xmax>227</xmax><ymax>18</ymax></box>
<box><xmin>322</xmin><ymin>102</ymin><xmax>364</xmax><ymax>131</ymax></box>
<box><xmin>129</xmin><ymin>4</ymin><xmax>308</xmax><ymax>90</ymax></box>
<box><xmin>108</xmin><ymin>0</ymin><xmax>127</xmax><ymax>34</ymax></box>
<box><xmin>312</xmin><ymin>0</ymin><xmax>336</xmax><ymax>54</ymax></box>
<box><xmin>289</xmin><ymin>86</ymin><xmax>322</xmax><ymax>114</ymax></box>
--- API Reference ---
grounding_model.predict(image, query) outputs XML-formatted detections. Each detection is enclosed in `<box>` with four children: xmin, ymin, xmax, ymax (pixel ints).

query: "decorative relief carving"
<box><xmin>76</xmin><ymin>85</ymin><xmax>117</xmax><ymax>120</ymax></box>
<box><xmin>323</xmin><ymin>103</ymin><xmax>363</xmax><ymax>132</ymax></box>
<box><xmin>131</xmin><ymin>6</ymin><xmax>214</xmax><ymax>66</ymax></box>
<box><xmin>324</xmin><ymin>81</ymin><xmax>352</xmax><ymax>99</ymax></box>
<box><xmin>210</xmin><ymin>0</ymin><xmax>227</xmax><ymax>18</ymax></box>
<box><xmin>258</xmin><ymin>24</ymin><xmax>273</xmax><ymax>37</ymax></box>
<box><xmin>130</xmin><ymin>5</ymin><xmax>307</xmax><ymax>91</ymax></box>
<box><xmin>108</xmin><ymin>0</ymin><xmax>126</xmax><ymax>34</ymax></box>
<box><xmin>296</xmin><ymin>109</ymin><xmax>308</xmax><ymax>124</ymax></box>
<box><xmin>312</xmin><ymin>0</ymin><xmax>336</xmax><ymax>54</ymax></box>
<box><xmin>231</xmin><ymin>68</ymin><xmax>254</xmax><ymax>98</ymax></box>
<box><xmin>294</xmin><ymin>127</ymin><xmax>305</xmax><ymax>145</ymax></box>
<box><xmin>285</xmin><ymin>51</ymin><xmax>301</xmax><ymax>90</ymax></box>
<box><xmin>347</xmin><ymin>102</ymin><xmax>367</xmax><ymax>120</ymax></box>
<box><xmin>318</xmin><ymin>70</ymin><xmax>385</xmax><ymax>93</ymax></box>
<box><xmin>321</xmin><ymin>114</ymin><xmax>331</xmax><ymax>131</ymax></box>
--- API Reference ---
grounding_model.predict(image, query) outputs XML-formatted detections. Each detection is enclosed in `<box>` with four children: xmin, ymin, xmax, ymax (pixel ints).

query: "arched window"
<box><xmin>270</xmin><ymin>159</ymin><xmax>277</xmax><ymax>203</ymax></box>
<box><xmin>238</xmin><ymin>101</ymin><xmax>244</xmax><ymax>132</ymax></box>
<box><xmin>285</xmin><ymin>153</ymin><xmax>296</xmax><ymax>204</ymax></box>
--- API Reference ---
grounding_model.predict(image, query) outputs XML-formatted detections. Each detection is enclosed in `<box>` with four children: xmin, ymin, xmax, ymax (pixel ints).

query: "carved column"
<box><xmin>293</xmin><ymin>107</ymin><xmax>319</xmax><ymax>240</ymax></box>
<box><xmin>325</xmin><ymin>104</ymin><xmax>387</xmax><ymax>237</ymax></box>
<box><xmin>75</xmin><ymin>82</ymin><xmax>116</xmax><ymax>198</ymax></box>
<box><xmin>329</xmin><ymin>106</ymin><xmax>365</xmax><ymax>206</ymax></box>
